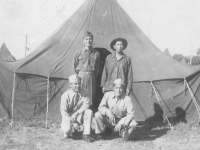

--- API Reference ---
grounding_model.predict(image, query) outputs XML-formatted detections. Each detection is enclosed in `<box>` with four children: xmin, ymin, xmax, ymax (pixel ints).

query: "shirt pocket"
<box><xmin>78</xmin><ymin>55</ymin><xmax>86</xmax><ymax>60</ymax></box>
<box><xmin>78</xmin><ymin>55</ymin><xmax>87</xmax><ymax>67</ymax></box>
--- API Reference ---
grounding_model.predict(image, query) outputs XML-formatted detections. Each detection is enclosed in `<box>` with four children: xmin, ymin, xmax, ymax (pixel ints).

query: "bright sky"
<box><xmin>0</xmin><ymin>0</ymin><xmax>200</xmax><ymax>59</ymax></box>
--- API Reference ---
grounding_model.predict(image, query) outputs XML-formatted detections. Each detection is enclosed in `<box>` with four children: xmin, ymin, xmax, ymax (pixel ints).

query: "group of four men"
<box><xmin>60</xmin><ymin>31</ymin><xmax>137</xmax><ymax>142</ymax></box>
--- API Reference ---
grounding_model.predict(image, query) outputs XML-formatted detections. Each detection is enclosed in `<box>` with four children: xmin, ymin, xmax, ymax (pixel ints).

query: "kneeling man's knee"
<box><xmin>61</xmin><ymin>118</ymin><xmax>72</xmax><ymax>134</ymax></box>
<box><xmin>95</xmin><ymin>111</ymin><xmax>102</xmax><ymax>119</ymax></box>
<box><xmin>85</xmin><ymin>109</ymin><xmax>93</xmax><ymax>116</ymax></box>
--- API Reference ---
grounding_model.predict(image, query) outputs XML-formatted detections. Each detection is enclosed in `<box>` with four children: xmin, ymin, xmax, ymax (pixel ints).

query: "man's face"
<box><xmin>113</xmin><ymin>41</ymin><xmax>124</xmax><ymax>53</ymax></box>
<box><xmin>113</xmin><ymin>83</ymin><xmax>124</xmax><ymax>97</ymax></box>
<box><xmin>70</xmin><ymin>81</ymin><xmax>81</xmax><ymax>93</ymax></box>
<box><xmin>83</xmin><ymin>36</ymin><xmax>93</xmax><ymax>47</ymax></box>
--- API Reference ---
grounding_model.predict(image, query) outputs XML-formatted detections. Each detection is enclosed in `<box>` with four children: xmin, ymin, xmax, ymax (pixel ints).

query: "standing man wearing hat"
<box><xmin>101</xmin><ymin>38</ymin><xmax>133</xmax><ymax>95</ymax></box>
<box><xmin>73</xmin><ymin>31</ymin><xmax>100</xmax><ymax>108</ymax></box>
<box><xmin>60</xmin><ymin>74</ymin><xmax>93</xmax><ymax>142</ymax></box>
<box><xmin>94</xmin><ymin>78</ymin><xmax>138</xmax><ymax>141</ymax></box>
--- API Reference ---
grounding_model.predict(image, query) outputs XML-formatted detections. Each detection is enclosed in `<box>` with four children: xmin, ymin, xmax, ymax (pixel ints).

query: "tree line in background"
<box><xmin>173</xmin><ymin>49</ymin><xmax>200</xmax><ymax>65</ymax></box>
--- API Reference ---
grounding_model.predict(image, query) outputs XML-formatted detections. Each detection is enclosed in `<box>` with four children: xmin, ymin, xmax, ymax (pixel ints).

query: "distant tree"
<box><xmin>191</xmin><ymin>56</ymin><xmax>200</xmax><ymax>65</ymax></box>
<box><xmin>197</xmin><ymin>49</ymin><xmax>200</xmax><ymax>56</ymax></box>
<box><xmin>173</xmin><ymin>54</ymin><xmax>184</xmax><ymax>62</ymax></box>
<box><xmin>173</xmin><ymin>53</ymin><xmax>200</xmax><ymax>65</ymax></box>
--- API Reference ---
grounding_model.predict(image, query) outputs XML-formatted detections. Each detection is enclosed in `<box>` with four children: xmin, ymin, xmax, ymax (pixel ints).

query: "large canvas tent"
<box><xmin>0</xmin><ymin>43</ymin><xmax>16</xmax><ymax>62</ymax></box>
<box><xmin>0</xmin><ymin>0</ymin><xmax>200</xmax><ymax>125</ymax></box>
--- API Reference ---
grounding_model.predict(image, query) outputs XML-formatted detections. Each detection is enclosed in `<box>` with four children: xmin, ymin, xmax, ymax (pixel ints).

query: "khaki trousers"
<box><xmin>94</xmin><ymin>111</ymin><xmax>137</xmax><ymax>135</ymax></box>
<box><xmin>61</xmin><ymin>109</ymin><xmax>93</xmax><ymax>135</ymax></box>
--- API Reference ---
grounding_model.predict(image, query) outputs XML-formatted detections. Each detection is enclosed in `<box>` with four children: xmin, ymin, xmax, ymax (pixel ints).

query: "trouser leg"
<box><xmin>76</xmin><ymin>109</ymin><xmax>93</xmax><ymax>135</ymax></box>
<box><xmin>61</xmin><ymin>117</ymin><xmax>72</xmax><ymax>135</ymax></box>
<box><xmin>127</xmin><ymin>119</ymin><xmax>138</xmax><ymax>134</ymax></box>
<box><xmin>116</xmin><ymin>118</ymin><xmax>138</xmax><ymax>139</ymax></box>
<box><xmin>61</xmin><ymin>110</ymin><xmax>93</xmax><ymax>136</ymax></box>
<box><xmin>94</xmin><ymin>111</ymin><xmax>114</xmax><ymax>134</ymax></box>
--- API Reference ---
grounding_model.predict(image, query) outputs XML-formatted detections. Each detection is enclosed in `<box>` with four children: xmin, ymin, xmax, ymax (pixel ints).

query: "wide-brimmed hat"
<box><xmin>110</xmin><ymin>38</ymin><xmax>128</xmax><ymax>50</ymax></box>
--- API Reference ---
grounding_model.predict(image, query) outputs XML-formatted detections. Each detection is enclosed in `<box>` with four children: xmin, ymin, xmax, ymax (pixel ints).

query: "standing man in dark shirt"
<box><xmin>101</xmin><ymin>38</ymin><xmax>133</xmax><ymax>95</ymax></box>
<box><xmin>73</xmin><ymin>31</ymin><xmax>100</xmax><ymax>108</ymax></box>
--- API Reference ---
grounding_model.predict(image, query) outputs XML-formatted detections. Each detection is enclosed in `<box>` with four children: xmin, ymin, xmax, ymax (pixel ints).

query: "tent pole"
<box><xmin>46</xmin><ymin>75</ymin><xmax>50</xmax><ymax>129</ymax></box>
<box><xmin>184</xmin><ymin>78</ymin><xmax>200</xmax><ymax>121</ymax></box>
<box><xmin>150</xmin><ymin>81</ymin><xmax>173</xmax><ymax>130</ymax></box>
<box><xmin>10</xmin><ymin>71</ymin><xmax>16</xmax><ymax>127</ymax></box>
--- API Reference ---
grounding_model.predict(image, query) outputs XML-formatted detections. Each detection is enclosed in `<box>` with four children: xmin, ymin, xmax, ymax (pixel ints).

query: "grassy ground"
<box><xmin>1</xmin><ymin>118</ymin><xmax>200</xmax><ymax>150</ymax></box>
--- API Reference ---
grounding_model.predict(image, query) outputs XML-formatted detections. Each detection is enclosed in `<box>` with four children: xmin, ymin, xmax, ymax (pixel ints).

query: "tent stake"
<box><xmin>45</xmin><ymin>75</ymin><xmax>50</xmax><ymax>129</ymax></box>
<box><xmin>10</xmin><ymin>71</ymin><xmax>16</xmax><ymax>127</ymax></box>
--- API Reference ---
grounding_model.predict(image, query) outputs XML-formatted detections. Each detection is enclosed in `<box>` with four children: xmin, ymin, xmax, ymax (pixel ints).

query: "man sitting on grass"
<box><xmin>94</xmin><ymin>78</ymin><xmax>138</xmax><ymax>141</ymax></box>
<box><xmin>60</xmin><ymin>74</ymin><xmax>93</xmax><ymax>142</ymax></box>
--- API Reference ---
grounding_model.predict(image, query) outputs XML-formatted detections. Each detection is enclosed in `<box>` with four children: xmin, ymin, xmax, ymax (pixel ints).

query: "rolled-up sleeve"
<box><xmin>60</xmin><ymin>93</ymin><xmax>70</xmax><ymax>118</ymax></box>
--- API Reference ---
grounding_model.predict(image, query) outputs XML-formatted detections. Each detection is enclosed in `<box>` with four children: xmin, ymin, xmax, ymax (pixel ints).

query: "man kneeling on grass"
<box><xmin>60</xmin><ymin>74</ymin><xmax>93</xmax><ymax>142</ymax></box>
<box><xmin>94</xmin><ymin>78</ymin><xmax>138</xmax><ymax>141</ymax></box>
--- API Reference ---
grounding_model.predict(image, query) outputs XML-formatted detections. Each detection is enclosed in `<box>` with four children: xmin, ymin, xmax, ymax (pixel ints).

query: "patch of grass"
<box><xmin>1</xmin><ymin>118</ymin><xmax>200</xmax><ymax>150</ymax></box>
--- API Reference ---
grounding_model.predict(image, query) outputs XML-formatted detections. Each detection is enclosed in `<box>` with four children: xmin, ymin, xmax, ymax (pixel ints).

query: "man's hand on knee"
<box><xmin>71</xmin><ymin>112</ymin><xmax>79</xmax><ymax>122</ymax></box>
<box><xmin>107</xmin><ymin>111</ymin><xmax>115</xmax><ymax>125</ymax></box>
<box><xmin>114</xmin><ymin>123</ymin><xmax>122</xmax><ymax>132</ymax></box>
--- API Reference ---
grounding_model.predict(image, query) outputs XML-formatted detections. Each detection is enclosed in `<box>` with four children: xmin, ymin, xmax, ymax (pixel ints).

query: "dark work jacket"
<box><xmin>101</xmin><ymin>52</ymin><xmax>133</xmax><ymax>91</ymax></box>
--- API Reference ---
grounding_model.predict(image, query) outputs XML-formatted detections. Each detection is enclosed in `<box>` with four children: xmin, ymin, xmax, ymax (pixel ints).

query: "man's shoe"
<box><xmin>82</xmin><ymin>134</ymin><xmax>94</xmax><ymax>142</ymax></box>
<box><xmin>96</xmin><ymin>133</ymin><xmax>105</xmax><ymax>140</ymax></box>
<box><xmin>104</xmin><ymin>127</ymin><xmax>113</xmax><ymax>135</ymax></box>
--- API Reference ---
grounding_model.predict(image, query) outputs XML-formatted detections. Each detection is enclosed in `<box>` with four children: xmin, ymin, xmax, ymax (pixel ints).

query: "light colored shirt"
<box><xmin>60</xmin><ymin>88</ymin><xmax>90</xmax><ymax>118</ymax></box>
<box><xmin>98</xmin><ymin>91</ymin><xmax>134</xmax><ymax>122</ymax></box>
<box><xmin>73</xmin><ymin>47</ymin><xmax>100</xmax><ymax>76</ymax></box>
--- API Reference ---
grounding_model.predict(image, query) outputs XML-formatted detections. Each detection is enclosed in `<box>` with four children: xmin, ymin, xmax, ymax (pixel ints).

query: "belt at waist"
<box><xmin>78</xmin><ymin>70</ymin><xmax>94</xmax><ymax>75</ymax></box>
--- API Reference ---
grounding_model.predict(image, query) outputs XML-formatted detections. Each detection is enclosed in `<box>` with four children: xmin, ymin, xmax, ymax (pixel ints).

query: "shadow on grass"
<box><xmin>129</xmin><ymin>127</ymin><xmax>170</xmax><ymax>142</ymax></box>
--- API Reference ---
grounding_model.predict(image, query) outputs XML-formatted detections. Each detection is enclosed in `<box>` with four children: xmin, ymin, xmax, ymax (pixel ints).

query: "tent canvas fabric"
<box><xmin>0</xmin><ymin>43</ymin><xmax>16</xmax><ymax>62</ymax></box>
<box><xmin>0</xmin><ymin>0</ymin><xmax>200</xmax><ymax>124</ymax></box>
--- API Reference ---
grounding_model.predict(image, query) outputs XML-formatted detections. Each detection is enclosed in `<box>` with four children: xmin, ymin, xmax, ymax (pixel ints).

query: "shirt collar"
<box><xmin>82</xmin><ymin>46</ymin><xmax>93</xmax><ymax>52</ymax></box>
<box><xmin>112</xmin><ymin>92</ymin><xmax>125</xmax><ymax>100</ymax></box>
<box><xmin>70</xmin><ymin>88</ymin><xmax>80</xmax><ymax>97</ymax></box>
<box><xmin>111</xmin><ymin>52</ymin><xmax>125</xmax><ymax>58</ymax></box>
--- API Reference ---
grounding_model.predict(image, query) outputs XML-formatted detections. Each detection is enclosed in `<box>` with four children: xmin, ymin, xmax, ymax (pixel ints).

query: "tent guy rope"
<box><xmin>184</xmin><ymin>78</ymin><xmax>200</xmax><ymax>121</ymax></box>
<box><xmin>150</xmin><ymin>81</ymin><xmax>173</xmax><ymax>129</ymax></box>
